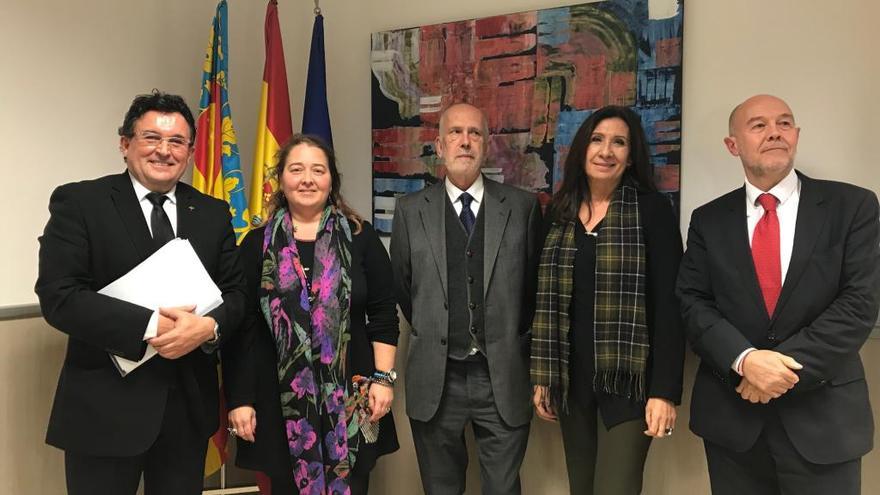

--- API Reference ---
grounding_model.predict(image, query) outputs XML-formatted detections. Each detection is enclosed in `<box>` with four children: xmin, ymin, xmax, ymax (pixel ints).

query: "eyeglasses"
<box><xmin>134</xmin><ymin>132</ymin><xmax>192</xmax><ymax>152</ymax></box>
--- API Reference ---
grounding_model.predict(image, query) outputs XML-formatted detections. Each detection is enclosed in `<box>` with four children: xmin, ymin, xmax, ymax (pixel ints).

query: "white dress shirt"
<box><xmin>445</xmin><ymin>174</ymin><xmax>484</xmax><ymax>217</ymax></box>
<box><xmin>130</xmin><ymin>175</ymin><xmax>178</xmax><ymax>341</ymax></box>
<box><xmin>733</xmin><ymin>168</ymin><xmax>801</xmax><ymax>373</ymax></box>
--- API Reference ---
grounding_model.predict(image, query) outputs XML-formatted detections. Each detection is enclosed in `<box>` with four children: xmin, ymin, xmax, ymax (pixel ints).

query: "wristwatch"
<box><xmin>206</xmin><ymin>322</ymin><xmax>220</xmax><ymax>345</ymax></box>
<box><xmin>372</xmin><ymin>368</ymin><xmax>398</xmax><ymax>386</ymax></box>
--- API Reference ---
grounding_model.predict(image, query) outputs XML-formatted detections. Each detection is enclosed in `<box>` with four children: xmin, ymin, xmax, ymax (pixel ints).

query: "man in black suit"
<box><xmin>35</xmin><ymin>91</ymin><xmax>246</xmax><ymax>495</ymax></box>
<box><xmin>676</xmin><ymin>94</ymin><xmax>879</xmax><ymax>494</ymax></box>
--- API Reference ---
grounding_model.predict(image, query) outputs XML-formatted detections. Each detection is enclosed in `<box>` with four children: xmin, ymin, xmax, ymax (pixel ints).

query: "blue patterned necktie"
<box><xmin>458</xmin><ymin>192</ymin><xmax>476</xmax><ymax>235</ymax></box>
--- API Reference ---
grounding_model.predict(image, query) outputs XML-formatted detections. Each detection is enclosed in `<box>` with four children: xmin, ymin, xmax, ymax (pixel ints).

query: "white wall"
<box><xmin>1</xmin><ymin>0</ymin><xmax>878</xmax><ymax>493</ymax></box>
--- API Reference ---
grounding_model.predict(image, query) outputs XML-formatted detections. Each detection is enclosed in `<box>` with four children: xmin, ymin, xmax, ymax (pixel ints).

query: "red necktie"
<box><xmin>752</xmin><ymin>193</ymin><xmax>781</xmax><ymax>316</ymax></box>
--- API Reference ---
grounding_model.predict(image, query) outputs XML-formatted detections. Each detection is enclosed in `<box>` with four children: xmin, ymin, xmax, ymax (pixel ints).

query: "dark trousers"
<box><xmin>409</xmin><ymin>358</ymin><xmax>530</xmax><ymax>495</ymax></box>
<box><xmin>64</xmin><ymin>386</ymin><xmax>208</xmax><ymax>495</ymax></box>
<box><xmin>270</xmin><ymin>470</ymin><xmax>370</xmax><ymax>494</ymax></box>
<box><xmin>557</xmin><ymin>390</ymin><xmax>651</xmax><ymax>495</ymax></box>
<box><xmin>705</xmin><ymin>409</ymin><xmax>861</xmax><ymax>495</ymax></box>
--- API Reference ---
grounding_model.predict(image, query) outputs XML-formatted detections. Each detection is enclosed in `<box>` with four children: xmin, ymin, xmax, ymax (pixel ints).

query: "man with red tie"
<box><xmin>676</xmin><ymin>94</ymin><xmax>879</xmax><ymax>494</ymax></box>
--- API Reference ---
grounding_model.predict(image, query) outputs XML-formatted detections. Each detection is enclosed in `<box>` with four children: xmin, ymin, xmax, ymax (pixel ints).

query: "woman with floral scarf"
<box><xmin>224</xmin><ymin>134</ymin><xmax>399</xmax><ymax>494</ymax></box>
<box><xmin>530</xmin><ymin>106</ymin><xmax>685</xmax><ymax>494</ymax></box>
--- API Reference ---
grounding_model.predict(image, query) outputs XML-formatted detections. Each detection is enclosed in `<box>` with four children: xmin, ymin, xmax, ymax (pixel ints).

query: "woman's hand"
<box><xmin>368</xmin><ymin>382</ymin><xmax>394</xmax><ymax>423</ymax></box>
<box><xmin>644</xmin><ymin>398</ymin><xmax>676</xmax><ymax>438</ymax></box>
<box><xmin>228</xmin><ymin>405</ymin><xmax>257</xmax><ymax>443</ymax></box>
<box><xmin>532</xmin><ymin>385</ymin><xmax>557</xmax><ymax>422</ymax></box>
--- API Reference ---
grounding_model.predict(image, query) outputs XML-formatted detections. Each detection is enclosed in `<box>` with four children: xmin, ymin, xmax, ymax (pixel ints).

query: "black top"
<box><xmin>222</xmin><ymin>221</ymin><xmax>400</xmax><ymax>476</ymax></box>
<box><xmin>564</xmin><ymin>192</ymin><xmax>685</xmax><ymax>428</ymax></box>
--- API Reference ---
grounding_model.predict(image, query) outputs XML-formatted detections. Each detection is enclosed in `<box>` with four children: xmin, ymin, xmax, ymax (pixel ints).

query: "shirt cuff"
<box><xmin>732</xmin><ymin>347</ymin><xmax>757</xmax><ymax>376</ymax></box>
<box><xmin>143</xmin><ymin>311</ymin><xmax>160</xmax><ymax>340</ymax></box>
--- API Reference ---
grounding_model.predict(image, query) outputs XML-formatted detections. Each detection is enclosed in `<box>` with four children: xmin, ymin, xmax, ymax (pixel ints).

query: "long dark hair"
<box><xmin>549</xmin><ymin>105</ymin><xmax>656</xmax><ymax>223</ymax></box>
<box><xmin>265</xmin><ymin>133</ymin><xmax>363</xmax><ymax>233</ymax></box>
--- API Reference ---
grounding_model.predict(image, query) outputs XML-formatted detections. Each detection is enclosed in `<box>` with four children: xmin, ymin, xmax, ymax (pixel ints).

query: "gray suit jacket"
<box><xmin>391</xmin><ymin>177</ymin><xmax>542</xmax><ymax>426</ymax></box>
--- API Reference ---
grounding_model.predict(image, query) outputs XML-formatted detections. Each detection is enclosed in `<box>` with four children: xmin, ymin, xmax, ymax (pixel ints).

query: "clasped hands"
<box><xmin>735</xmin><ymin>349</ymin><xmax>803</xmax><ymax>404</ymax></box>
<box><xmin>148</xmin><ymin>305</ymin><xmax>216</xmax><ymax>359</ymax></box>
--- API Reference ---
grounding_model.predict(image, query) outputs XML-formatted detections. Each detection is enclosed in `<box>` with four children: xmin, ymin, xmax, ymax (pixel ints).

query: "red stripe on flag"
<box><xmin>263</xmin><ymin>0</ymin><xmax>292</xmax><ymax>142</ymax></box>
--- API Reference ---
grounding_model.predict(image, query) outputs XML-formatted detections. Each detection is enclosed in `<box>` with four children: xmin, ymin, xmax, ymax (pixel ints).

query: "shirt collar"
<box><xmin>129</xmin><ymin>172</ymin><xmax>177</xmax><ymax>204</ymax></box>
<box><xmin>745</xmin><ymin>167</ymin><xmax>798</xmax><ymax>208</ymax></box>
<box><xmin>445</xmin><ymin>174</ymin><xmax>484</xmax><ymax>205</ymax></box>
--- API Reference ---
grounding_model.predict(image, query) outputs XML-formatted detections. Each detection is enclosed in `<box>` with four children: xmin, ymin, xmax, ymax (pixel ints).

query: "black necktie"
<box><xmin>146</xmin><ymin>192</ymin><xmax>174</xmax><ymax>246</ymax></box>
<box><xmin>459</xmin><ymin>192</ymin><xmax>476</xmax><ymax>235</ymax></box>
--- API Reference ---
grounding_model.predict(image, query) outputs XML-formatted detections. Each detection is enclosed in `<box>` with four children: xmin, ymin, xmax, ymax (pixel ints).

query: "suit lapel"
<box><xmin>419</xmin><ymin>182</ymin><xmax>448</xmax><ymax>298</ymax></box>
<box><xmin>482</xmin><ymin>179</ymin><xmax>510</xmax><ymax>298</ymax></box>
<box><xmin>773</xmin><ymin>173</ymin><xmax>826</xmax><ymax>319</ymax></box>
<box><xmin>722</xmin><ymin>187</ymin><xmax>769</xmax><ymax>318</ymax></box>
<box><xmin>110</xmin><ymin>172</ymin><xmax>154</xmax><ymax>260</ymax></box>
<box><xmin>175</xmin><ymin>183</ymin><xmax>195</xmax><ymax>240</ymax></box>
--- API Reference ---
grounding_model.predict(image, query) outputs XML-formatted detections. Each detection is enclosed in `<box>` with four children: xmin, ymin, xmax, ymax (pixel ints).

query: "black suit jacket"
<box><xmin>36</xmin><ymin>171</ymin><xmax>246</xmax><ymax>457</ymax></box>
<box><xmin>676</xmin><ymin>171</ymin><xmax>879</xmax><ymax>464</ymax></box>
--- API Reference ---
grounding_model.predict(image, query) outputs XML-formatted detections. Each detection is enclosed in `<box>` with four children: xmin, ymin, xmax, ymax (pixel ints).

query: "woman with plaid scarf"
<box><xmin>529</xmin><ymin>106</ymin><xmax>685</xmax><ymax>494</ymax></box>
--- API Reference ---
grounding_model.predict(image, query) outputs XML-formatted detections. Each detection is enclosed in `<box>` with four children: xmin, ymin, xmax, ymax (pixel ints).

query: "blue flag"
<box><xmin>302</xmin><ymin>13</ymin><xmax>333</xmax><ymax>146</ymax></box>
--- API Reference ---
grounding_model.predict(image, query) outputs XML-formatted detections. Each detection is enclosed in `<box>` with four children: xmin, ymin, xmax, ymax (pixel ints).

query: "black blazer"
<box><xmin>36</xmin><ymin>171</ymin><xmax>246</xmax><ymax>457</ymax></box>
<box><xmin>223</xmin><ymin>222</ymin><xmax>400</xmax><ymax>477</ymax></box>
<box><xmin>676</xmin><ymin>172</ymin><xmax>879</xmax><ymax>464</ymax></box>
<box><xmin>565</xmin><ymin>192</ymin><xmax>685</xmax><ymax>427</ymax></box>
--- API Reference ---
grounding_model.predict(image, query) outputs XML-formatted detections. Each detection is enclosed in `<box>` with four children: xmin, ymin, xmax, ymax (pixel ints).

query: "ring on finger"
<box><xmin>664</xmin><ymin>427</ymin><xmax>674</xmax><ymax>436</ymax></box>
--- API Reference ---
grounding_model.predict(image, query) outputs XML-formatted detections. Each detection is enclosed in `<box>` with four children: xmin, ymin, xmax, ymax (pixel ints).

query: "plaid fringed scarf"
<box><xmin>530</xmin><ymin>185</ymin><xmax>648</xmax><ymax>410</ymax></box>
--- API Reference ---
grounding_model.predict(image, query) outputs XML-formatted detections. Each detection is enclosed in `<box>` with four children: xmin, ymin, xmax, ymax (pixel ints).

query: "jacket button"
<box><xmin>469</xmin><ymin>302</ymin><xmax>476</xmax><ymax>309</ymax></box>
<box><xmin>467</xmin><ymin>276</ymin><xmax>474</xmax><ymax>284</ymax></box>
<box><xmin>466</xmin><ymin>250</ymin><xmax>473</xmax><ymax>257</ymax></box>
<box><xmin>471</xmin><ymin>325</ymin><xmax>478</xmax><ymax>333</ymax></box>
<box><xmin>440</xmin><ymin>338</ymin><xmax>447</xmax><ymax>346</ymax></box>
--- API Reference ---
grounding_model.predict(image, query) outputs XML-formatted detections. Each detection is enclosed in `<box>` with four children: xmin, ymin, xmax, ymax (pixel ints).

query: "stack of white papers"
<box><xmin>98</xmin><ymin>238</ymin><xmax>223</xmax><ymax>377</ymax></box>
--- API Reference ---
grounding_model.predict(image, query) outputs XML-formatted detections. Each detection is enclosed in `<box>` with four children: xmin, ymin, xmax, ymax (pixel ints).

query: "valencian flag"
<box><xmin>192</xmin><ymin>0</ymin><xmax>242</xmax><ymax>479</ymax></box>
<box><xmin>193</xmin><ymin>0</ymin><xmax>250</xmax><ymax>242</ymax></box>
<box><xmin>249</xmin><ymin>0</ymin><xmax>293</xmax><ymax>226</ymax></box>
<box><xmin>302</xmin><ymin>11</ymin><xmax>333</xmax><ymax>146</ymax></box>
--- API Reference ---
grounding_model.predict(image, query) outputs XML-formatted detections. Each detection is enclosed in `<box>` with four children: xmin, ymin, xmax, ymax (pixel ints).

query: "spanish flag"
<box><xmin>193</xmin><ymin>0</ymin><xmax>250</xmax><ymax>242</ymax></box>
<box><xmin>248</xmin><ymin>0</ymin><xmax>293</xmax><ymax>226</ymax></box>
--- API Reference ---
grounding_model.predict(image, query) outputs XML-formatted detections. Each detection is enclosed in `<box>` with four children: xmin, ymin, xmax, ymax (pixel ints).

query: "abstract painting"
<box><xmin>371</xmin><ymin>0</ymin><xmax>684</xmax><ymax>235</ymax></box>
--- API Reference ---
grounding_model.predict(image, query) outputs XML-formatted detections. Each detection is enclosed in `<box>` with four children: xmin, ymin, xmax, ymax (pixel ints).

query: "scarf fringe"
<box><xmin>593</xmin><ymin>369</ymin><xmax>646</xmax><ymax>402</ymax></box>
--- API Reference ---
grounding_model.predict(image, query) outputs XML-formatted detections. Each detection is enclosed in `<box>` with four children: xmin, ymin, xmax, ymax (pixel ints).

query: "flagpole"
<box><xmin>314</xmin><ymin>0</ymin><xmax>321</xmax><ymax>15</ymax></box>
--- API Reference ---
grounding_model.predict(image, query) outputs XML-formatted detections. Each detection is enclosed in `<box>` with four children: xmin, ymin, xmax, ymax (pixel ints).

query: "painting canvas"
<box><xmin>371</xmin><ymin>0</ymin><xmax>684</xmax><ymax>235</ymax></box>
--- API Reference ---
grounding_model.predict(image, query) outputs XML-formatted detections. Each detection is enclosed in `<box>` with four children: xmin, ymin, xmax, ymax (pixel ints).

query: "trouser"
<box><xmin>704</xmin><ymin>408</ymin><xmax>860</xmax><ymax>495</ymax></box>
<box><xmin>409</xmin><ymin>358</ymin><xmax>530</xmax><ymax>495</ymax></box>
<box><xmin>557</xmin><ymin>388</ymin><xmax>651</xmax><ymax>495</ymax></box>
<box><xmin>64</xmin><ymin>386</ymin><xmax>207</xmax><ymax>495</ymax></box>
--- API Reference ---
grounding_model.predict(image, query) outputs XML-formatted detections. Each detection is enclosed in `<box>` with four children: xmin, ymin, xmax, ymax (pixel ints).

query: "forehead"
<box><xmin>285</xmin><ymin>143</ymin><xmax>328</xmax><ymax>164</ymax></box>
<box><xmin>136</xmin><ymin>111</ymin><xmax>189</xmax><ymax>135</ymax></box>
<box><xmin>442</xmin><ymin>105</ymin><xmax>485</xmax><ymax>130</ymax></box>
<box><xmin>736</xmin><ymin>97</ymin><xmax>794</xmax><ymax>125</ymax></box>
<box><xmin>593</xmin><ymin>117</ymin><xmax>630</xmax><ymax>135</ymax></box>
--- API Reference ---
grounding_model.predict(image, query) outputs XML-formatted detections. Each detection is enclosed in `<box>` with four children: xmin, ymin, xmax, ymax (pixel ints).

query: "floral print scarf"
<box><xmin>260</xmin><ymin>206</ymin><xmax>358</xmax><ymax>494</ymax></box>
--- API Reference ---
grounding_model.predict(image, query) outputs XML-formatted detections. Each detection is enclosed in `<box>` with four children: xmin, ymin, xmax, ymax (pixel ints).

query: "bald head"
<box><xmin>439</xmin><ymin>103</ymin><xmax>489</xmax><ymax>137</ymax></box>
<box><xmin>723</xmin><ymin>94</ymin><xmax>800</xmax><ymax>191</ymax></box>
<box><xmin>728</xmin><ymin>95</ymin><xmax>794</xmax><ymax>135</ymax></box>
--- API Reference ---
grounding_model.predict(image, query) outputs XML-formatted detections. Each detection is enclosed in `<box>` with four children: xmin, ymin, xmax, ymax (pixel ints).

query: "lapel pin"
<box><xmin>188</xmin><ymin>205</ymin><xmax>196</xmax><ymax>211</ymax></box>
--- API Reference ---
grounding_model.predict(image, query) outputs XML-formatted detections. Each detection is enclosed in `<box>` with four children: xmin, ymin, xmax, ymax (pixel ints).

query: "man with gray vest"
<box><xmin>391</xmin><ymin>103</ymin><xmax>542</xmax><ymax>494</ymax></box>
